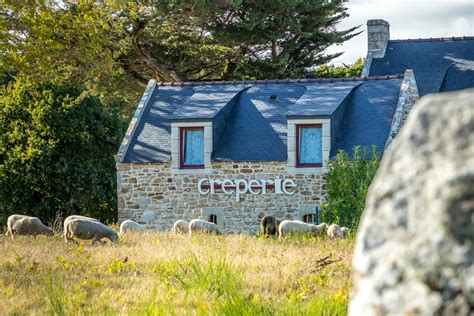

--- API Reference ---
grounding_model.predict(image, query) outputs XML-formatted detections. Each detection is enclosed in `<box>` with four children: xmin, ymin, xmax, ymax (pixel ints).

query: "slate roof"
<box><xmin>369</xmin><ymin>37</ymin><xmax>474</xmax><ymax>96</ymax></box>
<box><xmin>120</xmin><ymin>76</ymin><xmax>403</xmax><ymax>163</ymax></box>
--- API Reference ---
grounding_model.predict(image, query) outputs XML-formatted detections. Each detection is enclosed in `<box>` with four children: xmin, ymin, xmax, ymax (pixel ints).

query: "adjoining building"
<box><xmin>116</xmin><ymin>19</ymin><xmax>473</xmax><ymax>234</ymax></box>
<box><xmin>363</xmin><ymin>19</ymin><xmax>474</xmax><ymax>96</ymax></box>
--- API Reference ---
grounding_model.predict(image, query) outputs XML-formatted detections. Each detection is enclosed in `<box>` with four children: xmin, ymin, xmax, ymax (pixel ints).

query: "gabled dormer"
<box><xmin>169</xmin><ymin>85</ymin><xmax>246</xmax><ymax>174</ymax></box>
<box><xmin>286</xmin><ymin>81</ymin><xmax>363</xmax><ymax>173</ymax></box>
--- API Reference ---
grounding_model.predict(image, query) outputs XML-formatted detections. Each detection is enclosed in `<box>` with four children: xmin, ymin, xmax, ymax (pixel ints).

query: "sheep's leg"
<box><xmin>66</xmin><ymin>236</ymin><xmax>78</xmax><ymax>245</ymax></box>
<box><xmin>91</xmin><ymin>234</ymin><xmax>102</xmax><ymax>245</ymax></box>
<box><xmin>64</xmin><ymin>231</ymin><xmax>78</xmax><ymax>244</ymax></box>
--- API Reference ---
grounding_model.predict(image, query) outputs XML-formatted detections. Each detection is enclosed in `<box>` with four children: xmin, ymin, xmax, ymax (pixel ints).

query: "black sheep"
<box><xmin>260</xmin><ymin>215</ymin><xmax>280</xmax><ymax>236</ymax></box>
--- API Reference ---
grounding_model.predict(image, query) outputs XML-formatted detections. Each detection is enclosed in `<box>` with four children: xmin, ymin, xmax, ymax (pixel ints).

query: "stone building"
<box><xmin>116</xmin><ymin>73</ymin><xmax>417</xmax><ymax>234</ymax></box>
<box><xmin>116</xmin><ymin>19</ymin><xmax>473</xmax><ymax>234</ymax></box>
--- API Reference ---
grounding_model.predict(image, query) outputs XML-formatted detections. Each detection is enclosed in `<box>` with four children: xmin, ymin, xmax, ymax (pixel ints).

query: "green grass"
<box><xmin>0</xmin><ymin>233</ymin><xmax>353</xmax><ymax>315</ymax></box>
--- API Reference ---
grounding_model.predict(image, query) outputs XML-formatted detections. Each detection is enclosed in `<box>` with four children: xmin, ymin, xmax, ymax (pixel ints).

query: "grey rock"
<box><xmin>350</xmin><ymin>89</ymin><xmax>474</xmax><ymax>315</ymax></box>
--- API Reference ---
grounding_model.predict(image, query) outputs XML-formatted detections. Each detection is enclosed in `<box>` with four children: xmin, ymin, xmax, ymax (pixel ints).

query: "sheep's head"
<box><xmin>339</xmin><ymin>227</ymin><xmax>349</xmax><ymax>238</ymax></box>
<box><xmin>110</xmin><ymin>231</ymin><xmax>119</xmax><ymax>244</ymax></box>
<box><xmin>319</xmin><ymin>223</ymin><xmax>328</xmax><ymax>233</ymax></box>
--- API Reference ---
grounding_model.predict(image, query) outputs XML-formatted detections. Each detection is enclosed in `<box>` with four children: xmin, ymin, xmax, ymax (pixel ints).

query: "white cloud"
<box><xmin>327</xmin><ymin>0</ymin><xmax>474</xmax><ymax>65</ymax></box>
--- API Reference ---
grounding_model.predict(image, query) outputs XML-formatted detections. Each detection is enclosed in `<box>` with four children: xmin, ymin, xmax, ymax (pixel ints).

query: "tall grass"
<box><xmin>0</xmin><ymin>233</ymin><xmax>353</xmax><ymax>315</ymax></box>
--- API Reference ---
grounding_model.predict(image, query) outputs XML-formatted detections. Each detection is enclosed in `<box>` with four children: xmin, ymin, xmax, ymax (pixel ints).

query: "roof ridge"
<box><xmin>157</xmin><ymin>74</ymin><xmax>404</xmax><ymax>87</ymax></box>
<box><xmin>390</xmin><ymin>36</ymin><xmax>474</xmax><ymax>43</ymax></box>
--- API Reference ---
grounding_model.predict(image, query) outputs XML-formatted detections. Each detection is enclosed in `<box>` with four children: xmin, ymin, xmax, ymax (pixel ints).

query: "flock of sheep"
<box><xmin>4</xmin><ymin>214</ymin><xmax>349</xmax><ymax>244</ymax></box>
<box><xmin>259</xmin><ymin>215</ymin><xmax>350</xmax><ymax>239</ymax></box>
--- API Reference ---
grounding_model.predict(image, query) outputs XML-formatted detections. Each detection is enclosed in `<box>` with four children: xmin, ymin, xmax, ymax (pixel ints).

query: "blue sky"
<box><xmin>327</xmin><ymin>0</ymin><xmax>474</xmax><ymax>65</ymax></box>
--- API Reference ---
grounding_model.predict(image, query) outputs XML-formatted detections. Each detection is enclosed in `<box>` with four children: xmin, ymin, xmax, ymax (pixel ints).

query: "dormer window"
<box><xmin>296</xmin><ymin>124</ymin><xmax>322</xmax><ymax>167</ymax></box>
<box><xmin>180</xmin><ymin>127</ymin><xmax>204</xmax><ymax>169</ymax></box>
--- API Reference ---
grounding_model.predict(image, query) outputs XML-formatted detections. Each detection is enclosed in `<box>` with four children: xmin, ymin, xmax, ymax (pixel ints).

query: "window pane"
<box><xmin>299</xmin><ymin>127</ymin><xmax>322</xmax><ymax>164</ymax></box>
<box><xmin>184</xmin><ymin>129</ymin><xmax>204</xmax><ymax>165</ymax></box>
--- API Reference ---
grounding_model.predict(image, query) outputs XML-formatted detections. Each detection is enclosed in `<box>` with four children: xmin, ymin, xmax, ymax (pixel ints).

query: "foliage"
<box><xmin>321</xmin><ymin>146</ymin><xmax>381</xmax><ymax>229</ymax></box>
<box><xmin>312</xmin><ymin>58</ymin><xmax>365</xmax><ymax>78</ymax></box>
<box><xmin>0</xmin><ymin>78</ymin><xmax>124</xmax><ymax>224</ymax></box>
<box><xmin>0</xmin><ymin>1</ymin><xmax>360</xmax><ymax>110</ymax></box>
<box><xmin>0</xmin><ymin>233</ymin><xmax>353</xmax><ymax>315</ymax></box>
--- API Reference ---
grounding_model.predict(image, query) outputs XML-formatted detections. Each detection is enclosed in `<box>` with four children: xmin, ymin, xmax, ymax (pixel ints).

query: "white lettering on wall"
<box><xmin>198</xmin><ymin>178</ymin><xmax>297</xmax><ymax>201</ymax></box>
<box><xmin>198</xmin><ymin>179</ymin><xmax>210</xmax><ymax>195</ymax></box>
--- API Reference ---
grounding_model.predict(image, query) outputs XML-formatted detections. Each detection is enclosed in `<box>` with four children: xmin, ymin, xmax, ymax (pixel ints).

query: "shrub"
<box><xmin>0</xmin><ymin>78</ymin><xmax>124</xmax><ymax>224</ymax></box>
<box><xmin>321</xmin><ymin>146</ymin><xmax>381</xmax><ymax>229</ymax></box>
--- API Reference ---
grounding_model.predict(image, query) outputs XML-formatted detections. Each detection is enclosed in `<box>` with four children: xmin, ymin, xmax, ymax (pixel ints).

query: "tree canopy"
<box><xmin>0</xmin><ymin>78</ymin><xmax>124</xmax><ymax>224</ymax></box>
<box><xmin>1</xmin><ymin>0</ymin><xmax>360</xmax><ymax>108</ymax></box>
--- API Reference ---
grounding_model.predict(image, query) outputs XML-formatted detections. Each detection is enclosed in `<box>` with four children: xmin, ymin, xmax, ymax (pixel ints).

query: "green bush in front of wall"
<box><xmin>0</xmin><ymin>77</ymin><xmax>125</xmax><ymax>225</ymax></box>
<box><xmin>321</xmin><ymin>146</ymin><xmax>381</xmax><ymax>230</ymax></box>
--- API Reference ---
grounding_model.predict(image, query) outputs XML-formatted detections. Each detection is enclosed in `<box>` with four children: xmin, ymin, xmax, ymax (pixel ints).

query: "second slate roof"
<box><xmin>122</xmin><ymin>77</ymin><xmax>403</xmax><ymax>163</ymax></box>
<box><xmin>369</xmin><ymin>37</ymin><xmax>474</xmax><ymax>96</ymax></box>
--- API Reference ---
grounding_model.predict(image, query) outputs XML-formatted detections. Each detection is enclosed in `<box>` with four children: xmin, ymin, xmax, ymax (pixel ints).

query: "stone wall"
<box><xmin>117</xmin><ymin>161</ymin><xmax>326</xmax><ymax>234</ymax></box>
<box><xmin>385</xmin><ymin>69</ymin><xmax>420</xmax><ymax>148</ymax></box>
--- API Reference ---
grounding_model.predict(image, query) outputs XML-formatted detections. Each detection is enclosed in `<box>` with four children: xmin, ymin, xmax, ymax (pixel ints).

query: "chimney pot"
<box><xmin>367</xmin><ymin>19</ymin><xmax>390</xmax><ymax>58</ymax></box>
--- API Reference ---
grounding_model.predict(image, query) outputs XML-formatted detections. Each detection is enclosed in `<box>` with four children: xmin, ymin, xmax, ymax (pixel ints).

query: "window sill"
<box><xmin>171</xmin><ymin>168</ymin><xmax>213</xmax><ymax>175</ymax></box>
<box><xmin>286</xmin><ymin>166</ymin><xmax>327</xmax><ymax>174</ymax></box>
<box><xmin>179</xmin><ymin>165</ymin><xmax>205</xmax><ymax>169</ymax></box>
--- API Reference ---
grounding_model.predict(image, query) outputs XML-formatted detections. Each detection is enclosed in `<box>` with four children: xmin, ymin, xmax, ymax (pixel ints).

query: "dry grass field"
<box><xmin>0</xmin><ymin>232</ymin><xmax>354</xmax><ymax>315</ymax></box>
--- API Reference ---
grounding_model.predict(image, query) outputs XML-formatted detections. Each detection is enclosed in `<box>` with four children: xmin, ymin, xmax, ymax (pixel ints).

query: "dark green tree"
<box><xmin>208</xmin><ymin>0</ymin><xmax>361</xmax><ymax>79</ymax></box>
<box><xmin>0</xmin><ymin>78</ymin><xmax>124</xmax><ymax>225</ymax></box>
<box><xmin>321</xmin><ymin>146</ymin><xmax>381</xmax><ymax>230</ymax></box>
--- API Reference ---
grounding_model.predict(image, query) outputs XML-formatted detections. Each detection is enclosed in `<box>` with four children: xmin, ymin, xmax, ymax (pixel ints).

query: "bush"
<box><xmin>312</xmin><ymin>58</ymin><xmax>364</xmax><ymax>78</ymax></box>
<box><xmin>321</xmin><ymin>146</ymin><xmax>381</xmax><ymax>229</ymax></box>
<box><xmin>0</xmin><ymin>78</ymin><xmax>124</xmax><ymax>224</ymax></box>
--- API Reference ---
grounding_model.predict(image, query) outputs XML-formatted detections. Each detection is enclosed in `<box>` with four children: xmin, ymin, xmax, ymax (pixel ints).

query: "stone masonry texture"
<box><xmin>117</xmin><ymin>162</ymin><xmax>326</xmax><ymax>235</ymax></box>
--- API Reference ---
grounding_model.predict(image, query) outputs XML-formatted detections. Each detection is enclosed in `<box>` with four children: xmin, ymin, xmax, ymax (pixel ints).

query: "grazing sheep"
<box><xmin>339</xmin><ymin>227</ymin><xmax>350</xmax><ymax>238</ymax></box>
<box><xmin>63</xmin><ymin>215</ymin><xmax>100</xmax><ymax>238</ymax></box>
<box><xmin>316</xmin><ymin>222</ymin><xmax>328</xmax><ymax>235</ymax></box>
<box><xmin>119</xmin><ymin>220</ymin><xmax>143</xmax><ymax>235</ymax></box>
<box><xmin>278</xmin><ymin>220</ymin><xmax>322</xmax><ymax>238</ymax></box>
<box><xmin>260</xmin><ymin>215</ymin><xmax>280</xmax><ymax>236</ymax></box>
<box><xmin>170</xmin><ymin>220</ymin><xmax>190</xmax><ymax>234</ymax></box>
<box><xmin>189</xmin><ymin>219</ymin><xmax>221</xmax><ymax>236</ymax></box>
<box><xmin>7</xmin><ymin>215</ymin><xmax>53</xmax><ymax>239</ymax></box>
<box><xmin>6</xmin><ymin>214</ymin><xmax>24</xmax><ymax>237</ymax></box>
<box><xmin>327</xmin><ymin>224</ymin><xmax>340</xmax><ymax>238</ymax></box>
<box><xmin>327</xmin><ymin>224</ymin><xmax>349</xmax><ymax>238</ymax></box>
<box><xmin>64</xmin><ymin>218</ymin><xmax>118</xmax><ymax>245</ymax></box>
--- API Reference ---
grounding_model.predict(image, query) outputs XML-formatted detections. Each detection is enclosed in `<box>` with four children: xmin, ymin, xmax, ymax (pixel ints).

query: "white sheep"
<box><xmin>189</xmin><ymin>219</ymin><xmax>221</xmax><ymax>236</ymax></box>
<box><xmin>64</xmin><ymin>218</ymin><xmax>118</xmax><ymax>245</ymax></box>
<box><xmin>119</xmin><ymin>220</ymin><xmax>143</xmax><ymax>235</ymax></box>
<box><xmin>339</xmin><ymin>227</ymin><xmax>350</xmax><ymax>238</ymax></box>
<box><xmin>6</xmin><ymin>214</ymin><xmax>24</xmax><ymax>237</ymax></box>
<box><xmin>63</xmin><ymin>215</ymin><xmax>100</xmax><ymax>238</ymax></box>
<box><xmin>327</xmin><ymin>224</ymin><xmax>341</xmax><ymax>238</ymax></box>
<box><xmin>170</xmin><ymin>220</ymin><xmax>190</xmax><ymax>234</ymax></box>
<box><xmin>316</xmin><ymin>222</ymin><xmax>328</xmax><ymax>235</ymax></box>
<box><xmin>278</xmin><ymin>220</ymin><xmax>322</xmax><ymax>238</ymax></box>
<box><xmin>327</xmin><ymin>224</ymin><xmax>349</xmax><ymax>238</ymax></box>
<box><xmin>7</xmin><ymin>214</ymin><xmax>53</xmax><ymax>239</ymax></box>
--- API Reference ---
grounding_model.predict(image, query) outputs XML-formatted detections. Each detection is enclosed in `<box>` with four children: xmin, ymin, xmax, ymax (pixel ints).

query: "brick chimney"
<box><xmin>367</xmin><ymin>19</ymin><xmax>390</xmax><ymax>58</ymax></box>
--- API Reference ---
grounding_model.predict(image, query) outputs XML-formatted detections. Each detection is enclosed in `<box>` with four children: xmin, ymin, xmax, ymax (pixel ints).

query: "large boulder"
<box><xmin>350</xmin><ymin>89</ymin><xmax>474</xmax><ymax>315</ymax></box>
